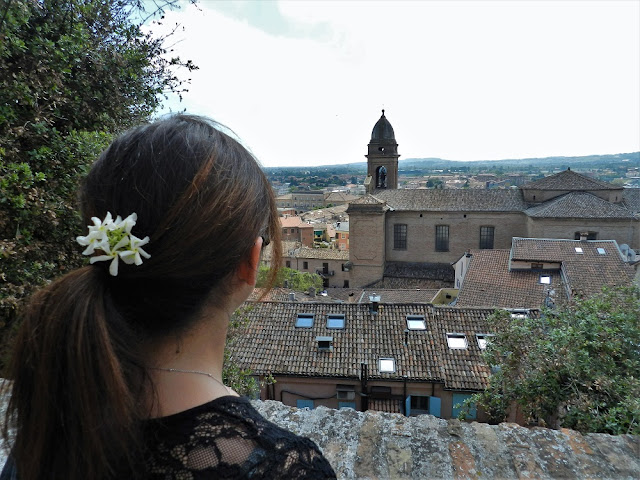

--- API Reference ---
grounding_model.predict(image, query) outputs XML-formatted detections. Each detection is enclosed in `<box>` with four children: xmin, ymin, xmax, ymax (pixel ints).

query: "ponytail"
<box><xmin>3</xmin><ymin>267</ymin><xmax>148</xmax><ymax>480</ymax></box>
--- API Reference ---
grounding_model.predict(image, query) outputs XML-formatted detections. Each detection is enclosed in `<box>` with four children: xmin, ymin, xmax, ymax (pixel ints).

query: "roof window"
<box><xmin>539</xmin><ymin>275</ymin><xmax>551</xmax><ymax>285</ymax></box>
<box><xmin>575</xmin><ymin>247</ymin><xmax>584</xmax><ymax>254</ymax></box>
<box><xmin>476</xmin><ymin>334</ymin><xmax>494</xmax><ymax>350</ymax></box>
<box><xmin>406</xmin><ymin>315</ymin><xmax>426</xmax><ymax>330</ymax></box>
<box><xmin>326</xmin><ymin>314</ymin><xmax>345</xmax><ymax>329</ymax></box>
<box><xmin>295</xmin><ymin>313</ymin><xmax>314</xmax><ymax>328</ymax></box>
<box><xmin>597</xmin><ymin>247</ymin><xmax>606</xmax><ymax>255</ymax></box>
<box><xmin>379</xmin><ymin>358</ymin><xmax>396</xmax><ymax>373</ymax></box>
<box><xmin>316</xmin><ymin>336</ymin><xmax>333</xmax><ymax>351</ymax></box>
<box><xmin>446</xmin><ymin>333</ymin><xmax>468</xmax><ymax>349</ymax></box>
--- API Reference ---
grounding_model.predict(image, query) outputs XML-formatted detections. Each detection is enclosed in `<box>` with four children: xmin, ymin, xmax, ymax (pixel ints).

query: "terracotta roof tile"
<box><xmin>373</xmin><ymin>189</ymin><xmax>528</xmax><ymax>212</ymax></box>
<box><xmin>288</xmin><ymin>247</ymin><xmax>349</xmax><ymax>261</ymax></box>
<box><xmin>455</xmin><ymin>250</ymin><xmax>557</xmax><ymax>309</ymax></box>
<box><xmin>511</xmin><ymin>238</ymin><xmax>635</xmax><ymax>296</ymax></box>
<box><xmin>229</xmin><ymin>302</ymin><xmax>496</xmax><ymax>391</ymax></box>
<box><xmin>521</xmin><ymin>169</ymin><xmax>618</xmax><ymax>191</ymax></box>
<box><xmin>457</xmin><ymin>239</ymin><xmax>635</xmax><ymax>309</ymax></box>
<box><xmin>524</xmin><ymin>192</ymin><xmax>635</xmax><ymax>219</ymax></box>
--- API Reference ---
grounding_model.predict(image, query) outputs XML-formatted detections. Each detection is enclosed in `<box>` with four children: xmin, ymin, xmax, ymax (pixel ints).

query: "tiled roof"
<box><xmin>348</xmin><ymin>194</ymin><xmax>387</xmax><ymax>205</ymax></box>
<box><xmin>229</xmin><ymin>302</ymin><xmax>495</xmax><ymax>391</ymax></box>
<box><xmin>325</xmin><ymin>192</ymin><xmax>358</xmax><ymax>203</ymax></box>
<box><xmin>288</xmin><ymin>247</ymin><xmax>349</xmax><ymax>261</ymax></box>
<box><xmin>521</xmin><ymin>169</ymin><xmax>619</xmax><ymax>191</ymax></box>
<box><xmin>623</xmin><ymin>188</ymin><xmax>640</xmax><ymax>215</ymax></box>
<box><xmin>524</xmin><ymin>192</ymin><xmax>635</xmax><ymax>219</ymax></box>
<box><xmin>280</xmin><ymin>216</ymin><xmax>306</xmax><ymax>228</ymax></box>
<box><xmin>327</xmin><ymin>288</ymin><xmax>440</xmax><ymax>304</ymax></box>
<box><xmin>511</xmin><ymin>238</ymin><xmax>635</xmax><ymax>297</ymax></box>
<box><xmin>372</xmin><ymin>189</ymin><xmax>528</xmax><ymax>212</ymax></box>
<box><xmin>249</xmin><ymin>288</ymin><xmax>338</xmax><ymax>304</ymax></box>
<box><xmin>455</xmin><ymin>250</ymin><xmax>561</xmax><ymax>309</ymax></box>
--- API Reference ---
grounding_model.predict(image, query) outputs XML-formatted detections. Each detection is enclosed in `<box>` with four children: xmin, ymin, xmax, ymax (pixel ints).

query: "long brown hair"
<box><xmin>2</xmin><ymin>115</ymin><xmax>281</xmax><ymax>479</ymax></box>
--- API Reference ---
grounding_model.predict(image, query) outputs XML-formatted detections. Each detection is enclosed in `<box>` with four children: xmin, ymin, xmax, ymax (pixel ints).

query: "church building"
<box><xmin>347</xmin><ymin>111</ymin><xmax>639</xmax><ymax>288</ymax></box>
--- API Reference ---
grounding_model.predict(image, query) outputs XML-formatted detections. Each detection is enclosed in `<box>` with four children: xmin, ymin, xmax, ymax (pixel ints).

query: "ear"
<box><xmin>236</xmin><ymin>237</ymin><xmax>263</xmax><ymax>286</ymax></box>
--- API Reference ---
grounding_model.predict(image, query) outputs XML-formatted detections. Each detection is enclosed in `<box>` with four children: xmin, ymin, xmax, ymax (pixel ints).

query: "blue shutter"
<box><xmin>405</xmin><ymin>396</ymin><xmax>411</xmax><ymax>416</ymax></box>
<box><xmin>296</xmin><ymin>399</ymin><xmax>314</xmax><ymax>410</ymax></box>
<box><xmin>452</xmin><ymin>393</ymin><xmax>476</xmax><ymax>419</ymax></box>
<box><xmin>428</xmin><ymin>396</ymin><xmax>441</xmax><ymax>417</ymax></box>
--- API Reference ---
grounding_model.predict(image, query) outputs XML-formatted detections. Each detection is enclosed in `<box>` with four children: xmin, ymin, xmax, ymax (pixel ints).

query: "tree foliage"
<box><xmin>256</xmin><ymin>266</ymin><xmax>323</xmax><ymax>292</ymax></box>
<box><xmin>0</xmin><ymin>0</ymin><xmax>196</xmax><ymax>367</ymax></box>
<box><xmin>469</xmin><ymin>286</ymin><xmax>640</xmax><ymax>435</ymax></box>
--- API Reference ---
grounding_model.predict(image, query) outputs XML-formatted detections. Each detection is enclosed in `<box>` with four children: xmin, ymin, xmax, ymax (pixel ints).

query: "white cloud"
<box><xmin>151</xmin><ymin>0</ymin><xmax>640</xmax><ymax>166</ymax></box>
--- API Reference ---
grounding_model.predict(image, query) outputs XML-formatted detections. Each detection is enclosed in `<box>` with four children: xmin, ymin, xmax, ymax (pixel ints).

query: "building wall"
<box><xmin>385</xmin><ymin>211</ymin><xmax>525</xmax><ymax>264</ymax></box>
<box><xmin>526</xmin><ymin>217</ymin><xmax>638</xmax><ymax>249</ymax></box>
<box><xmin>284</xmin><ymin>255</ymin><xmax>351</xmax><ymax>288</ymax></box>
<box><xmin>300</xmin><ymin>225</ymin><xmax>314</xmax><ymax>247</ymax></box>
<box><xmin>337</xmin><ymin>232</ymin><xmax>349</xmax><ymax>251</ymax></box>
<box><xmin>348</xmin><ymin>210</ymin><xmax>386</xmax><ymax>287</ymax></box>
<box><xmin>522</xmin><ymin>188</ymin><xmax>624</xmax><ymax>203</ymax></box>
<box><xmin>261</xmin><ymin>375</ymin><xmax>487</xmax><ymax>421</ymax></box>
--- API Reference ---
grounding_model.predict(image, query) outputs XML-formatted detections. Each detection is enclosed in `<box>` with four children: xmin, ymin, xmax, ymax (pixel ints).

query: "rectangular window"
<box><xmin>406</xmin><ymin>315</ymin><xmax>426</xmax><ymax>330</ymax></box>
<box><xmin>295</xmin><ymin>313</ymin><xmax>314</xmax><ymax>328</ymax></box>
<box><xmin>379</xmin><ymin>358</ymin><xmax>396</xmax><ymax>373</ymax></box>
<box><xmin>410</xmin><ymin>395</ymin><xmax>429</xmax><ymax>411</ymax></box>
<box><xmin>476</xmin><ymin>334</ymin><xmax>494</xmax><ymax>350</ymax></box>
<box><xmin>446</xmin><ymin>333</ymin><xmax>468</xmax><ymax>349</ymax></box>
<box><xmin>327</xmin><ymin>314</ymin><xmax>345</xmax><ymax>329</ymax></box>
<box><xmin>338</xmin><ymin>401</ymin><xmax>356</xmax><ymax>410</ymax></box>
<box><xmin>285</xmin><ymin>260</ymin><xmax>291</xmax><ymax>268</ymax></box>
<box><xmin>479</xmin><ymin>226</ymin><xmax>494</xmax><ymax>249</ymax></box>
<box><xmin>303</xmin><ymin>261</ymin><xmax>308</xmax><ymax>269</ymax></box>
<box><xmin>393</xmin><ymin>224</ymin><xmax>407</xmax><ymax>250</ymax></box>
<box><xmin>435</xmin><ymin>225</ymin><xmax>449</xmax><ymax>252</ymax></box>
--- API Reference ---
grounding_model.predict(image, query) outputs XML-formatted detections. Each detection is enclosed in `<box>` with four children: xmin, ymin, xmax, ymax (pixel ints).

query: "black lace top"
<box><xmin>143</xmin><ymin>395</ymin><xmax>336</xmax><ymax>479</ymax></box>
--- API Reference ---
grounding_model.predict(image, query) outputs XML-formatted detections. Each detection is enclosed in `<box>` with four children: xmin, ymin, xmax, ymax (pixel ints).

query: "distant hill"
<box><xmin>265</xmin><ymin>152</ymin><xmax>640</xmax><ymax>174</ymax></box>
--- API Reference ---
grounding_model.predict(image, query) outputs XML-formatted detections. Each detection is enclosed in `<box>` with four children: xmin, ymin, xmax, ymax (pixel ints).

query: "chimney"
<box><xmin>369</xmin><ymin>293</ymin><xmax>380</xmax><ymax>314</ymax></box>
<box><xmin>348</xmin><ymin>292</ymin><xmax>355</xmax><ymax>303</ymax></box>
<box><xmin>288</xmin><ymin>292</ymin><xmax>296</xmax><ymax>301</ymax></box>
<box><xmin>579</xmin><ymin>232</ymin><xmax>588</xmax><ymax>241</ymax></box>
<box><xmin>308</xmin><ymin>287</ymin><xmax>316</xmax><ymax>297</ymax></box>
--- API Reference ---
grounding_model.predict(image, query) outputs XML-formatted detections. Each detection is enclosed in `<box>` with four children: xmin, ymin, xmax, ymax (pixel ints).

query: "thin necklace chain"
<box><xmin>149</xmin><ymin>366</ymin><xmax>226</xmax><ymax>388</ymax></box>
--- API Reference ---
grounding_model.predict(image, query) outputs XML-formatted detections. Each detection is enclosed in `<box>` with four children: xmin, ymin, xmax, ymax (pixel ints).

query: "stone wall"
<box><xmin>1</xmin><ymin>397</ymin><xmax>637</xmax><ymax>479</ymax></box>
<box><xmin>253</xmin><ymin>400</ymin><xmax>640</xmax><ymax>480</ymax></box>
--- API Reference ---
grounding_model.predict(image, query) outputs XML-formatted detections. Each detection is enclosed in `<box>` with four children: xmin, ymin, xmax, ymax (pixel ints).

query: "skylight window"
<box><xmin>575</xmin><ymin>247</ymin><xmax>583</xmax><ymax>254</ymax></box>
<box><xmin>406</xmin><ymin>315</ymin><xmax>426</xmax><ymax>330</ymax></box>
<box><xmin>597</xmin><ymin>247</ymin><xmax>606</xmax><ymax>255</ymax></box>
<box><xmin>446</xmin><ymin>333</ymin><xmax>468</xmax><ymax>349</ymax></box>
<box><xmin>295</xmin><ymin>313</ymin><xmax>314</xmax><ymax>328</ymax></box>
<box><xmin>539</xmin><ymin>275</ymin><xmax>551</xmax><ymax>285</ymax></box>
<box><xmin>379</xmin><ymin>358</ymin><xmax>396</xmax><ymax>373</ymax></box>
<box><xmin>476</xmin><ymin>334</ymin><xmax>494</xmax><ymax>350</ymax></box>
<box><xmin>326</xmin><ymin>314</ymin><xmax>345</xmax><ymax>329</ymax></box>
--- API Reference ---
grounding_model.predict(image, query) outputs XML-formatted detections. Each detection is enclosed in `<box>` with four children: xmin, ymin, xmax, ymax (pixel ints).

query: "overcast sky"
<box><xmin>149</xmin><ymin>0</ymin><xmax>640</xmax><ymax>168</ymax></box>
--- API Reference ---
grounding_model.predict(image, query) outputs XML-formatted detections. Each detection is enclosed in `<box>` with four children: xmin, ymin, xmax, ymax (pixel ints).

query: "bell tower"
<box><xmin>366</xmin><ymin>109</ymin><xmax>399</xmax><ymax>193</ymax></box>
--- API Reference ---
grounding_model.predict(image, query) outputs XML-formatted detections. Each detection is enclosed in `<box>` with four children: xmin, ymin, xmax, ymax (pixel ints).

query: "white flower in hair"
<box><xmin>119</xmin><ymin>234</ymin><xmax>151</xmax><ymax>266</ymax></box>
<box><xmin>76</xmin><ymin>211</ymin><xmax>151</xmax><ymax>276</ymax></box>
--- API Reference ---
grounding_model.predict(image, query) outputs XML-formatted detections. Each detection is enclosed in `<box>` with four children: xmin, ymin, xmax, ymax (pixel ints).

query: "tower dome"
<box><xmin>370</xmin><ymin>109</ymin><xmax>395</xmax><ymax>142</ymax></box>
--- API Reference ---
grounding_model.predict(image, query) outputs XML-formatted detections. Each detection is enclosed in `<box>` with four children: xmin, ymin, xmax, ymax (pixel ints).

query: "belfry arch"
<box><xmin>366</xmin><ymin>109</ymin><xmax>399</xmax><ymax>193</ymax></box>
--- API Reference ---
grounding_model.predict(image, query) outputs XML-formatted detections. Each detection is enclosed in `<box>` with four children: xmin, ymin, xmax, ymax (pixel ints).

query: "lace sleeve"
<box><xmin>144</xmin><ymin>396</ymin><xmax>336</xmax><ymax>479</ymax></box>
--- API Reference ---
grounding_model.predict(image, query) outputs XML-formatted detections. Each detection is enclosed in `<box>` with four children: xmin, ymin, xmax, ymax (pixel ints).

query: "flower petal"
<box><xmin>108</xmin><ymin>256</ymin><xmax>119</xmax><ymax>276</ymax></box>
